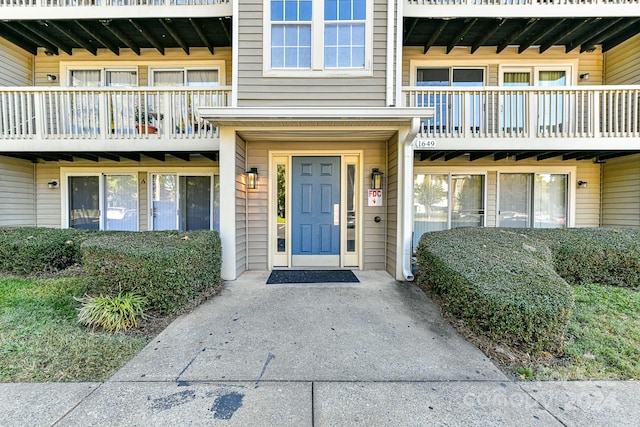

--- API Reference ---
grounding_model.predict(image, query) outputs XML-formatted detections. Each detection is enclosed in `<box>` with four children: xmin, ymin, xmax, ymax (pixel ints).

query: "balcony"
<box><xmin>402</xmin><ymin>86</ymin><xmax>640</xmax><ymax>150</ymax></box>
<box><xmin>0</xmin><ymin>0</ymin><xmax>232</xmax><ymax>20</ymax></box>
<box><xmin>404</xmin><ymin>0</ymin><xmax>640</xmax><ymax>18</ymax></box>
<box><xmin>0</xmin><ymin>86</ymin><xmax>231</xmax><ymax>152</ymax></box>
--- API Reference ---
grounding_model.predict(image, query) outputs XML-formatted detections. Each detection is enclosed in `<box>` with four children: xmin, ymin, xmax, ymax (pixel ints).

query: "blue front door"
<box><xmin>291</xmin><ymin>156</ymin><xmax>340</xmax><ymax>266</ymax></box>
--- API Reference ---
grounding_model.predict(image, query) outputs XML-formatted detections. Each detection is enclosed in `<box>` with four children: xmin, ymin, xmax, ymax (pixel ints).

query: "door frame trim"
<box><xmin>268</xmin><ymin>150</ymin><xmax>364</xmax><ymax>270</ymax></box>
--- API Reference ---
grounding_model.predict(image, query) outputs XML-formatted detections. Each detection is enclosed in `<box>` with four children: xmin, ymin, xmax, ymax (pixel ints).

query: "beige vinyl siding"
<box><xmin>0</xmin><ymin>157</ymin><xmax>35</xmax><ymax>226</ymax></box>
<box><xmin>386</xmin><ymin>136</ymin><xmax>398</xmax><ymax>276</ymax></box>
<box><xmin>413</xmin><ymin>157</ymin><xmax>601</xmax><ymax>228</ymax></box>
<box><xmin>236</xmin><ymin>137</ymin><xmax>248</xmax><ymax>275</ymax></box>
<box><xmin>0</xmin><ymin>38</ymin><xmax>33</xmax><ymax>86</ymax></box>
<box><xmin>34</xmin><ymin>157</ymin><xmax>218</xmax><ymax>229</ymax></box>
<box><xmin>33</xmin><ymin>47</ymin><xmax>232</xmax><ymax>87</ymax></box>
<box><xmin>602</xmin><ymin>154</ymin><xmax>640</xmax><ymax>227</ymax></box>
<box><xmin>604</xmin><ymin>34</ymin><xmax>640</xmax><ymax>85</ymax></box>
<box><xmin>236</xmin><ymin>0</ymin><xmax>388</xmax><ymax>107</ymax></box>
<box><xmin>402</xmin><ymin>46</ymin><xmax>603</xmax><ymax>87</ymax></box>
<box><xmin>245</xmin><ymin>140</ymin><xmax>388</xmax><ymax>270</ymax></box>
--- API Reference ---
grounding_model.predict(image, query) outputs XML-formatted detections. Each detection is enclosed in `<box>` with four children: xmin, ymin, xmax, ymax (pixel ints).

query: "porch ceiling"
<box><xmin>403</xmin><ymin>17</ymin><xmax>640</xmax><ymax>54</ymax></box>
<box><xmin>0</xmin><ymin>151</ymin><xmax>219</xmax><ymax>163</ymax></box>
<box><xmin>0</xmin><ymin>17</ymin><xmax>232</xmax><ymax>56</ymax></box>
<box><xmin>236</xmin><ymin>129</ymin><xmax>398</xmax><ymax>143</ymax></box>
<box><xmin>415</xmin><ymin>150</ymin><xmax>640</xmax><ymax>162</ymax></box>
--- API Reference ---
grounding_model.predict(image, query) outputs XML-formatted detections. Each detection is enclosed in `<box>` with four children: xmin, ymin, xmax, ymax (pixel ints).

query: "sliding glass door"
<box><xmin>499</xmin><ymin>173</ymin><xmax>567</xmax><ymax>229</ymax></box>
<box><xmin>150</xmin><ymin>174</ymin><xmax>218</xmax><ymax>231</ymax></box>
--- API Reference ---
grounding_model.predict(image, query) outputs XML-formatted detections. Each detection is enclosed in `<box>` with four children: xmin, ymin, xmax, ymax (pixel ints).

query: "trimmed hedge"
<box><xmin>519</xmin><ymin>228</ymin><xmax>640</xmax><ymax>288</ymax></box>
<box><xmin>416</xmin><ymin>228</ymin><xmax>574</xmax><ymax>353</ymax></box>
<box><xmin>0</xmin><ymin>227</ymin><xmax>86</xmax><ymax>274</ymax></box>
<box><xmin>81</xmin><ymin>231</ymin><xmax>222</xmax><ymax>314</ymax></box>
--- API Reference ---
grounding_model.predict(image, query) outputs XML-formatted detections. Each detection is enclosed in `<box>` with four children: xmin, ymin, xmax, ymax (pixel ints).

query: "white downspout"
<box><xmin>400</xmin><ymin>117</ymin><xmax>420</xmax><ymax>281</ymax></box>
<box><xmin>385</xmin><ymin>0</ymin><xmax>395</xmax><ymax>106</ymax></box>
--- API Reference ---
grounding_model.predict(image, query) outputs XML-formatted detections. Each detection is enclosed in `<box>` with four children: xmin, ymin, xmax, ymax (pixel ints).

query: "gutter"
<box><xmin>401</xmin><ymin>117</ymin><xmax>421</xmax><ymax>281</ymax></box>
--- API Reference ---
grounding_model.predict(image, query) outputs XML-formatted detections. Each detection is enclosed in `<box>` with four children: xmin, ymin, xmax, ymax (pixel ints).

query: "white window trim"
<box><xmin>412</xmin><ymin>171</ymin><xmax>488</xmax><ymax>229</ymax></box>
<box><xmin>147</xmin><ymin>171</ymin><xmax>218</xmax><ymax>231</ymax></box>
<box><xmin>149</xmin><ymin>66</ymin><xmax>224</xmax><ymax>86</ymax></box>
<box><xmin>262</xmin><ymin>0</ymin><xmax>374</xmax><ymax>77</ymax></box>
<box><xmin>60</xmin><ymin>60</ymin><xmax>227</xmax><ymax>86</ymax></box>
<box><xmin>414</xmin><ymin>165</ymin><xmax>577</xmax><ymax>228</ymax></box>
<box><xmin>498</xmin><ymin>61</ymin><xmax>578</xmax><ymax>86</ymax></box>
<box><xmin>61</xmin><ymin>170</ymin><xmax>140</xmax><ymax>231</ymax></box>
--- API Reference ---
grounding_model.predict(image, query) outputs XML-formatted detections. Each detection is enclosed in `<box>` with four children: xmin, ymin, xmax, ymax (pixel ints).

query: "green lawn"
<box><xmin>535</xmin><ymin>283</ymin><xmax>640</xmax><ymax>380</ymax></box>
<box><xmin>0</xmin><ymin>277</ymin><xmax>148</xmax><ymax>382</ymax></box>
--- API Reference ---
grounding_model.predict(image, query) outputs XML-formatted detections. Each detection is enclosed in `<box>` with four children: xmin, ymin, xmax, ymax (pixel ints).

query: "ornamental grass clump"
<box><xmin>76</xmin><ymin>291</ymin><xmax>146</xmax><ymax>333</ymax></box>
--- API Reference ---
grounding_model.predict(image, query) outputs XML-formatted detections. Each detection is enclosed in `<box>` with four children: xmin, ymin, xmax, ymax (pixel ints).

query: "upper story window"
<box><xmin>151</xmin><ymin>68</ymin><xmax>220</xmax><ymax>86</ymax></box>
<box><xmin>69</xmin><ymin>69</ymin><xmax>138</xmax><ymax>87</ymax></box>
<box><xmin>265</xmin><ymin>0</ymin><xmax>372</xmax><ymax>76</ymax></box>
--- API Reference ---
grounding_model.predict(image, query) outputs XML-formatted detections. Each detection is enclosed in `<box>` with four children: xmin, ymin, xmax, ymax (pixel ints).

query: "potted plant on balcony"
<box><xmin>135</xmin><ymin>106</ymin><xmax>158</xmax><ymax>134</ymax></box>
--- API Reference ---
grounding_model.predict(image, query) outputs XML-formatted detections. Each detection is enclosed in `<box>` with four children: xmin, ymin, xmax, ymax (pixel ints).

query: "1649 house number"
<box><xmin>414</xmin><ymin>139</ymin><xmax>437</xmax><ymax>149</ymax></box>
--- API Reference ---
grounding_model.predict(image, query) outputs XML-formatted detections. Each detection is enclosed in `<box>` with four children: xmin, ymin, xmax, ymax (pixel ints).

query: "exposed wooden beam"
<box><xmin>597</xmin><ymin>151</ymin><xmax>640</xmax><ymax>161</ymax></box>
<box><xmin>189</xmin><ymin>18</ymin><xmax>214</xmax><ymax>54</ymax></box>
<box><xmin>11</xmin><ymin>22</ymin><xmax>61</xmax><ymax>56</ymax></box>
<box><xmin>143</xmin><ymin>152</ymin><xmax>166</xmax><ymax>162</ymax></box>
<box><xmin>429</xmin><ymin>152</ymin><xmax>446</xmax><ymax>161</ymax></box>
<box><xmin>75</xmin><ymin>20</ymin><xmax>119</xmax><ymax>56</ymax></box>
<box><xmin>580</xmin><ymin>18</ymin><xmax>640</xmax><ymax>53</ymax></box>
<box><xmin>518</xmin><ymin>19</ymin><xmax>566</xmax><ymax>54</ymax></box>
<box><xmin>444</xmin><ymin>151</ymin><xmax>464</xmax><ymax>161</ymax></box>
<box><xmin>561</xmin><ymin>151</ymin><xmax>583</xmax><ymax>160</ymax></box>
<box><xmin>565</xmin><ymin>18</ymin><xmax>622</xmax><ymax>53</ymax></box>
<box><xmin>24</xmin><ymin>21</ymin><xmax>74</xmax><ymax>55</ymax></box>
<box><xmin>497</xmin><ymin>18</ymin><xmax>538</xmax><ymax>54</ymax></box>
<box><xmin>170</xmin><ymin>153</ymin><xmax>191</xmax><ymax>161</ymax></box>
<box><xmin>98</xmin><ymin>153</ymin><xmax>121</xmax><ymax>162</ymax></box>
<box><xmin>0</xmin><ymin>24</ymin><xmax>38</xmax><ymax>55</ymax></box>
<box><xmin>447</xmin><ymin>18</ymin><xmax>478</xmax><ymax>54</ymax></box>
<box><xmin>515</xmin><ymin>151</ymin><xmax>541</xmax><ymax>161</ymax></box>
<box><xmin>403</xmin><ymin>18</ymin><xmax>420</xmax><ymax>45</ymax></box>
<box><xmin>469</xmin><ymin>151</ymin><xmax>494</xmax><ymax>161</ymax></box>
<box><xmin>100</xmin><ymin>20</ymin><xmax>141</xmax><ymax>55</ymax></box>
<box><xmin>602</xmin><ymin>24</ymin><xmax>640</xmax><ymax>52</ymax></box>
<box><xmin>199</xmin><ymin>152</ymin><xmax>218</xmax><ymax>162</ymax></box>
<box><xmin>47</xmin><ymin>21</ymin><xmax>97</xmax><ymax>55</ymax></box>
<box><xmin>424</xmin><ymin>20</ymin><xmax>448</xmax><ymax>54</ymax></box>
<box><xmin>539</xmin><ymin>18</ymin><xmax>592</xmax><ymax>54</ymax></box>
<box><xmin>494</xmin><ymin>152</ymin><xmax>511</xmax><ymax>161</ymax></box>
<box><xmin>218</xmin><ymin>17</ymin><xmax>232</xmax><ymax>45</ymax></box>
<box><xmin>129</xmin><ymin>19</ymin><xmax>164</xmax><ymax>55</ymax></box>
<box><xmin>113</xmin><ymin>152</ymin><xmax>141</xmax><ymax>162</ymax></box>
<box><xmin>72</xmin><ymin>153</ymin><xmax>100</xmax><ymax>162</ymax></box>
<box><xmin>537</xmin><ymin>152</ymin><xmax>562</xmax><ymax>161</ymax></box>
<box><xmin>471</xmin><ymin>19</ymin><xmax>506</xmax><ymax>54</ymax></box>
<box><xmin>160</xmin><ymin>19</ymin><xmax>189</xmax><ymax>55</ymax></box>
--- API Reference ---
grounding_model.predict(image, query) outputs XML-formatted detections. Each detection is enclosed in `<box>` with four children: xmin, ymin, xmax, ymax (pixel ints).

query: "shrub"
<box><xmin>416</xmin><ymin>228</ymin><xmax>574</xmax><ymax>353</ymax></box>
<box><xmin>0</xmin><ymin>227</ymin><xmax>87</xmax><ymax>274</ymax></box>
<box><xmin>81</xmin><ymin>231</ymin><xmax>222</xmax><ymax>314</ymax></box>
<box><xmin>76</xmin><ymin>291</ymin><xmax>146</xmax><ymax>333</ymax></box>
<box><xmin>520</xmin><ymin>228</ymin><xmax>640</xmax><ymax>288</ymax></box>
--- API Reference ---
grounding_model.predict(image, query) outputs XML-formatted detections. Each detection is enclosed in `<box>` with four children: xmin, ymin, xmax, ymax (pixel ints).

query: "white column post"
<box><xmin>219</xmin><ymin>126</ymin><xmax>237</xmax><ymax>280</ymax></box>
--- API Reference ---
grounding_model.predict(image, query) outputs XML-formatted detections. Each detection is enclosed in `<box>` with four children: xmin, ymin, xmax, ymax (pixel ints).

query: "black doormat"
<box><xmin>266</xmin><ymin>270</ymin><xmax>359</xmax><ymax>284</ymax></box>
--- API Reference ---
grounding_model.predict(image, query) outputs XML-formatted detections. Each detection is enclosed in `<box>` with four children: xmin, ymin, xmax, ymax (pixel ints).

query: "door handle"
<box><xmin>333</xmin><ymin>204</ymin><xmax>339</xmax><ymax>226</ymax></box>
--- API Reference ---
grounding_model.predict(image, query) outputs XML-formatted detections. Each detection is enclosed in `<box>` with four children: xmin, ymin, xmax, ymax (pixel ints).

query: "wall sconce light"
<box><xmin>47</xmin><ymin>179</ymin><xmax>59</xmax><ymax>189</ymax></box>
<box><xmin>579</xmin><ymin>73</ymin><xmax>590</xmax><ymax>81</ymax></box>
<box><xmin>47</xmin><ymin>74</ymin><xmax>57</xmax><ymax>81</ymax></box>
<box><xmin>577</xmin><ymin>180</ymin><xmax>588</xmax><ymax>189</ymax></box>
<box><xmin>246</xmin><ymin>167</ymin><xmax>259</xmax><ymax>190</ymax></box>
<box><xmin>371</xmin><ymin>168</ymin><xmax>384</xmax><ymax>190</ymax></box>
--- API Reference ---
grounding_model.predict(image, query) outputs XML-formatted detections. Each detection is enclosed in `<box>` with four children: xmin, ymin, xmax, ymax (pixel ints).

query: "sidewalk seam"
<box><xmin>517</xmin><ymin>383</ymin><xmax>569</xmax><ymax>427</ymax></box>
<box><xmin>50</xmin><ymin>383</ymin><xmax>102</xmax><ymax>427</ymax></box>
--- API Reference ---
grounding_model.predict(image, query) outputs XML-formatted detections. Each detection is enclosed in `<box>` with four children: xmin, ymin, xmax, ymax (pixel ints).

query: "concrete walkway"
<box><xmin>1</xmin><ymin>271</ymin><xmax>638</xmax><ymax>426</ymax></box>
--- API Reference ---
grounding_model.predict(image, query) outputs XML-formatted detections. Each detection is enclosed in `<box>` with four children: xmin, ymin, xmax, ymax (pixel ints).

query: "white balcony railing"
<box><xmin>0</xmin><ymin>87</ymin><xmax>231</xmax><ymax>141</ymax></box>
<box><xmin>402</xmin><ymin>86</ymin><xmax>640</xmax><ymax>139</ymax></box>
<box><xmin>407</xmin><ymin>0</ymin><xmax>638</xmax><ymax>5</ymax></box>
<box><xmin>0</xmin><ymin>0</ymin><xmax>228</xmax><ymax>6</ymax></box>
